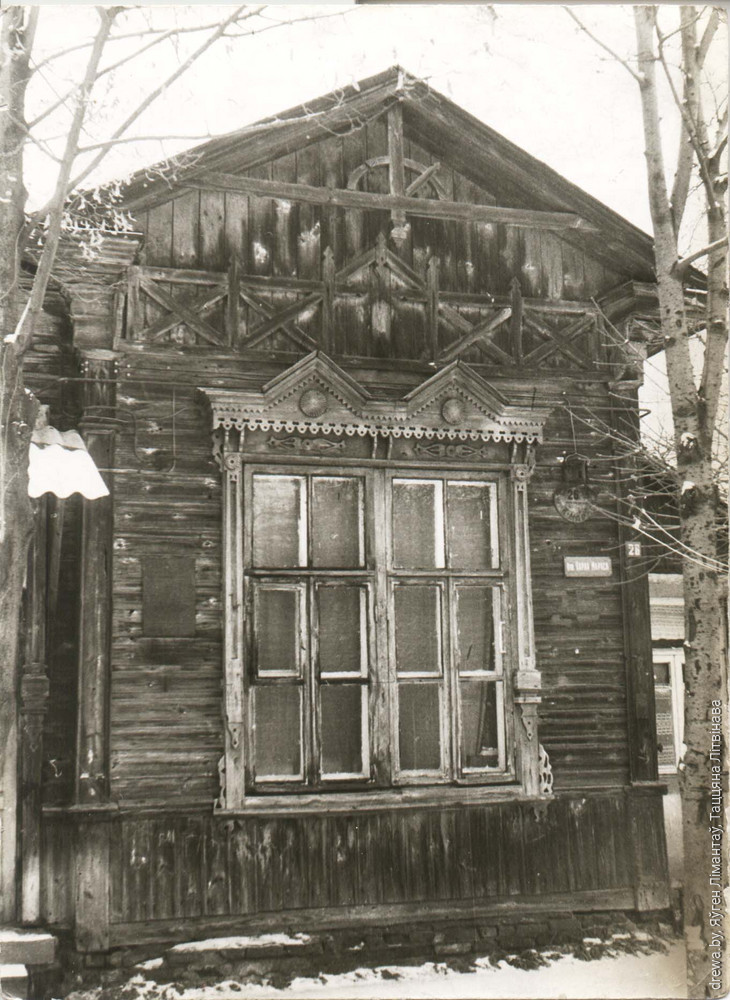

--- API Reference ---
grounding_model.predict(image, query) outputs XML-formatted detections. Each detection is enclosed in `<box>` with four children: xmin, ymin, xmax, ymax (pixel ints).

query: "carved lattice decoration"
<box><xmin>123</xmin><ymin>251</ymin><xmax>602</xmax><ymax>371</ymax></box>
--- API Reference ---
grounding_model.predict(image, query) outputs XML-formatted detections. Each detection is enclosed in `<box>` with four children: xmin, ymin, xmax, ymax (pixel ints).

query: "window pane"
<box><xmin>252</xmin><ymin>475</ymin><xmax>305</xmax><ymax>568</ymax></box>
<box><xmin>460</xmin><ymin>680</ymin><xmax>499</xmax><ymax>769</ymax></box>
<box><xmin>398</xmin><ymin>684</ymin><xmax>441</xmax><ymax>771</ymax></box>
<box><xmin>318</xmin><ymin>586</ymin><xmax>365</xmax><ymax>675</ymax></box>
<box><xmin>392</xmin><ymin>480</ymin><xmax>443</xmax><ymax>569</ymax></box>
<box><xmin>312</xmin><ymin>477</ymin><xmax>363</xmax><ymax>567</ymax></box>
<box><xmin>256</xmin><ymin>588</ymin><xmax>300</xmax><ymax>676</ymax></box>
<box><xmin>653</xmin><ymin>662</ymin><xmax>671</xmax><ymax>685</ymax></box>
<box><xmin>321</xmin><ymin>685</ymin><xmax>365</xmax><ymax>776</ymax></box>
<box><xmin>447</xmin><ymin>482</ymin><xmax>493</xmax><ymax>569</ymax></box>
<box><xmin>456</xmin><ymin>586</ymin><xmax>495</xmax><ymax>674</ymax></box>
<box><xmin>655</xmin><ymin>688</ymin><xmax>676</xmax><ymax>768</ymax></box>
<box><xmin>253</xmin><ymin>686</ymin><xmax>301</xmax><ymax>778</ymax></box>
<box><xmin>394</xmin><ymin>585</ymin><xmax>441</xmax><ymax>674</ymax></box>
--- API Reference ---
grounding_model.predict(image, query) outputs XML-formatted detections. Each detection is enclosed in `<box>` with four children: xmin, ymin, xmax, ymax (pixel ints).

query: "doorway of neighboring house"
<box><xmin>649</xmin><ymin>572</ymin><xmax>685</xmax><ymax>889</ymax></box>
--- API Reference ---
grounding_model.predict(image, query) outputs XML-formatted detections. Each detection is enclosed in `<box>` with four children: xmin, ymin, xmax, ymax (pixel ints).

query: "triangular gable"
<box><xmin>120</xmin><ymin>66</ymin><xmax>661</xmax><ymax>285</ymax></box>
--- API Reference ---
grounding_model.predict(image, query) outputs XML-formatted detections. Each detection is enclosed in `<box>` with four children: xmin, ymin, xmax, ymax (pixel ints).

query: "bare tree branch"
<box><xmin>657</xmin><ymin>8</ymin><xmax>720</xmax><ymax>216</ymax></box>
<box><xmin>696</xmin><ymin>7</ymin><xmax>720</xmax><ymax>67</ymax></box>
<box><xmin>11</xmin><ymin>6</ymin><xmax>118</xmax><ymax>354</ymax></box>
<box><xmin>63</xmin><ymin>5</ymin><xmax>260</xmax><ymax>197</ymax></box>
<box><xmin>562</xmin><ymin>6</ymin><xmax>644</xmax><ymax>84</ymax></box>
<box><xmin>674</xmin><ymin>236</ymin><xmax>728</xmax><ymax>273</ymax></box>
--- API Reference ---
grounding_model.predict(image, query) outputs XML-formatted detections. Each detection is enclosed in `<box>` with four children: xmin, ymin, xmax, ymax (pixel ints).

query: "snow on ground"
<box><xmin>66</xmin><ymin>939</ymin><xmax>688</xmax><ymax>1000</ymax></box>
<box><xmin>170</xmin><ymin>935</ymin><xmax>312</xmax><ymax>953</ymax></box>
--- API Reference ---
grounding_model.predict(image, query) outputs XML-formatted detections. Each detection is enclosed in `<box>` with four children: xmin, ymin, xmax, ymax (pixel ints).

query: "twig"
<box><xmin>64</xmin><ymin>6</ymin><xmax>260</xmax><ymax>196</ymax></box>
<box><xmin>562</xmin><ymin>6</ymin><xmax>644</xmax><ymax>84</ymax></box>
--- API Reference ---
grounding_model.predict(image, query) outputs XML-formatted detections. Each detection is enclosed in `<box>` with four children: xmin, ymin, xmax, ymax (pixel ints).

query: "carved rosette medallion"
<box><xmin>299</xmin><ymin>388</ymin><xmax>329</xmax><ymax>418</ymax></box>
<box><xmin>441</xmin><ymin>396</ymin><xmax>465</xmax><ymax>424</ymax></box>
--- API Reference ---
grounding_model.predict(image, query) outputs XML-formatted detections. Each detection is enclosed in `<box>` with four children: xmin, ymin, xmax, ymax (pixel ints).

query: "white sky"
<box><xmin>24</xmin><ymin>3</ymin><xmax>727</xmax><ymax>257</ymax></box>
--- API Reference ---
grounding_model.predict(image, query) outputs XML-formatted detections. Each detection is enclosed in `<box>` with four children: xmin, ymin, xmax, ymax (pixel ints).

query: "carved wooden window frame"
<box><xmin>216</xmin><ymin>448</ymin><xmax>545</xmax><ymax>812</ymax></box>
<box><xmin>202</xmin><ymin>354</ymin><xmax>550</xmax><ymax>811</ymax></box>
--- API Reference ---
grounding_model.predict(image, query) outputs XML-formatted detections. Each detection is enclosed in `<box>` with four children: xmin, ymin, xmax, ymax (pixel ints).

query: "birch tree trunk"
<box><xmin>635</xmin><ymin>9</ymin><xmax>728</xmax><ymax>997</ymax></box>
<box><xmin>0</xmin><ymin>7</ymin><xmax>39</xmax><ymax>921</ymax></box>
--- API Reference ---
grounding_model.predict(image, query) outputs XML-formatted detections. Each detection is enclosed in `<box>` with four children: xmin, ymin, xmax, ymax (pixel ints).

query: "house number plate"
<box><xmin>564</xmin><ymin>556</ymin><xmax>613</xmax><ymax>577</ymax></box>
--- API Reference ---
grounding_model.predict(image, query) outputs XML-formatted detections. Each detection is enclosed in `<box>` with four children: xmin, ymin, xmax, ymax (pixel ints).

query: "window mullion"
<box><xmin>370</xmin><ymin>468</ymin><xmax>391</xmax><ymax>785</ymax></box>
<box><xmin>306</xmin><ymin>578</ymin><xmax>318</xmax><ymax>787</ymax></box>
<box><xmin>447</xmin><ymin>577</ymin><xmax>459</xmax><ymax>781</ymax></box>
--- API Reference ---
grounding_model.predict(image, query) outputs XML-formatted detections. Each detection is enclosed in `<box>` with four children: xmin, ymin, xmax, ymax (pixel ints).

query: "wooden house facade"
<box><xmin>20</xmin><ymin>68</ymin><xmax>674</xmax><ymax>956</ymax></box>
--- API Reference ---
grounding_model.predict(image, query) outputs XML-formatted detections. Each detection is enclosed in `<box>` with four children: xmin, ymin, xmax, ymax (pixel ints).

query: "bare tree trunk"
<box><xmin>634</xmin><ymin>8</ymin><xmax>728</xmax><ymax>996</ymax></box>
<box><xmin>0</xmin><ymin>7</ymin><xmax>39</xmax><ymax>920</ymax></box>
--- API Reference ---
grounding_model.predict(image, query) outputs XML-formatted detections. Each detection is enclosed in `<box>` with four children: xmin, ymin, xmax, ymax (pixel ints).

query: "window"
<box><xmin>652</xmin><ymin>648</ymin><xmax>684</xmax><ymax>773</ymax></box>
<box><xmin>241</xmin><ymin>466</ymin><xmax>513</xmax><ymax>792</ymax></box>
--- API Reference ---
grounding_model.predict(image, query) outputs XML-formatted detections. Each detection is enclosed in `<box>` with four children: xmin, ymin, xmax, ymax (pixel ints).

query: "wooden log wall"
<box><xmin>40</xmin><ymin>789</ymin><xmax>669</xmax><ymax>941</ymax></box>
<box><xmin>111</xmin><ymin>368</ymin><xmax>224</xmax><ymax>805</ymax></box>
<box><xmin>95</xmin><ymin>347</ymin><xmax>632</xmax><ymax>803</ymax></box>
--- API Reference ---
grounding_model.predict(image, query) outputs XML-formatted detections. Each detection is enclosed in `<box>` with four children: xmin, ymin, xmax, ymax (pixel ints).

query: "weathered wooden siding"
<box><xmin>42</xmin><ymin>495</ymin><xmax>83</xmax><ymax>806</ymax></box>
<box><xmin>40</xmin><ymin>789</ymin><xmax>669</xmax><ymax>943</ymax></box>
<box><xmin>102</xmin><ymin>351</ymin><xmax>631</xmax><ymax>802</ymax></box>
<box><xmin>111</xmin><ymin>374</ymin><xmax>223</xmax><ymax>804</ymax></box>
<box><xmin>532</xmin><ymin>400</ymin><xmax>630</xmax><ymax>788</ymax></box>
<box><xmin>135</xmin><ymin>126</ymin><xmax>624</xmax><ymax>307</ymax></box>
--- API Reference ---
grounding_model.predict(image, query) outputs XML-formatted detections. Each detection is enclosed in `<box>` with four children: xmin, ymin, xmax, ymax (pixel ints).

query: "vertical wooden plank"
<box><xmin>204</xmin><ymin>817</ymin><xmax>229</xmax><ymax>916</ymax></box>
<box><xmin>180</xmin><ymin>815</ymin><xmax>205</xmax><ymax>918</ymax></box>
<box><xmin>425</xmin><ymin>809</ymin><xmax>450</xmax><ymax>901</ymax></box>
<box><xmin>199</xmin><ymin>190</ymin><xmax>226</xmax><ymax>270</ymax></box>
<box><xmin>75</xmin><ymin>821</ymin><xmax>110</xmax><ymax>952</ymax></box>
<box><xmin>499</xmin><ymin>224</ymin><xmax>522</xmax><ymax>294</ymax></box>
<box><xmin>227</xmin><ymin>256</ymin><xmax>239</xmax><ymax>348</ymax></box>
<box><xmin>145</xmin><ymin>200</ymin><xmax>174</xmax><ymax>267</ymax></box>
<box><xmin>171</xmin><ymin>190</ymin><xmax>200</xmax><ymax>268</ymax></box>
<box><xmin>304</xmin><ymin>815</ymin><xmax>328</xmax><ymax>911</ymax></box>
<box><xmin>543</xmin><ymin>232</ymin><xmax>564</xmax><ymax>300</ymax></box>
<box><xmin>296</xmin><ymin>144</ymin><xmax>321</xmax><ymax>280</ymax></box>
<box><xmin>569</xmin><ymin>797</ymin><xmax>598</xmax><ymax>891</ymax></box>
<box><xmin>126</xmin><ymin>266</ymin><xmax>141</xmax><ymax>342</ymax></box>
<box><xmin>520</xmin><ymin>228</ymin><xmax>544</xmax><ymax>298</ymax></box>
<box><xmin>330</xmin><ymin>816</ymin><xmax>358</xmax><ymax>907</ymax></box>
<box><xmin>224</xmin><ymin>191</ymin><xmax>249</xmax><ymax>272</ymax></box>
<box><xmin>560</xmin><ymin>238</ymin><xmax>586</xmax><ymax>300</ymax></box>
<box><xmin>369</xmin><ymin>233</ymin><xmax>391</xmax><ymax>358</ymax></box>
<box><xmin>20</xmin><ymin>502</ymin><xmax>49</xmax><ymax>925</ymax></box>
<box><xmin>319</xmin><ymin>136</ymin><xmax>344</xmax><ymax>266</ymax></box>
<box><xmin>511</xmin><ymin>277</ymin><xmax>523</xmax><ymax>364</ymax></box>
<box><xmin>364</xmin><ymin>114</ymin><xmax>390</xmax><ymax>252</ymax></box>
<box><xmin>582</xmin><ymin>251</ymin><xmax>607</xmax><ymax>298</ymax></box>
<box><xmin>127</xmin><ymin>819</ymin><xmax>150</xmax><ymax>924</ymax></box>
<box><xmin>503</xmin><ymin>804</ymin><xmax>525</xmax><ymax>897</ymax></box>
<box><xmin>76</xmin><ymin>360</ymin><xmax>116</xmax><ymax>806</ymax></box>
<box><xmin>342</xmin><ymin>128</ymin><xmax>366</xmax><ymax>260</ymax></box>
<box><xmin>321</xmin><ymin>247</ymin><xmax>335</xmax><ymax>353</ymax></box>
<box><xmin>271</xmin><ymin>152</ymin><xmax>298</xmax><ymax>278</ymax></box>
<box><xmin>436</xmin><ymin>166</ymin><xmax>457</xmax><ymax>293</ymax></box>
<box><xmin>153</xmin><ymin>821</ymin><xmax>177</xmax><ymax>921</ymax></box>
<box><xmin>228</xmin><ymin>818</ymin><xmax>256</xmax><ymax>915</ymax></box>
<box><xmin>452</xmin><ymin>174</ymin><xmax>476</xmax><ymax>294</ymax></box>
<box><xmin>247</xmin><ymin>164</ymin><xmax>273</xmax><ymax>277</ymax></box>
<box><xmin>427</xmin><ymin>256</ymin><xmax>440</xmax><ymax>361</ymax></box>
<box><xmin>387</xmin><ymin>103</ymin><xmax>407</xmax><ymax>239</ymax></box>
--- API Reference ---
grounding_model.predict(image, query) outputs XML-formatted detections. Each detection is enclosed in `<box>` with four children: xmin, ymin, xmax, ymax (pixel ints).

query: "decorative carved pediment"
<box><xmin>199</xmin><ymin>352</ymin><xmax>552</xmax><ymax>444</ymax></box>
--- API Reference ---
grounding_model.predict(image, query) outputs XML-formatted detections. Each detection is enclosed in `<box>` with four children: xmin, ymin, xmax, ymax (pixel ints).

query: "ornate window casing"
<box><xmin>200</xmin><ymin>353</ymin><xmax>551</xmax><ymax>810</ymax></box>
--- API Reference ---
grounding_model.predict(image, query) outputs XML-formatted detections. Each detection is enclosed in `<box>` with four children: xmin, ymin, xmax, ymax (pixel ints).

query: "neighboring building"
<box><xmin>13</xmin><ymin>68</ymin><xmax>687</xmax><ymax>960</ymax></box>
<box><xmin>650</xmin><ymin>572</ymin><xmax>685</xmax><ymax>886</ymax></box>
